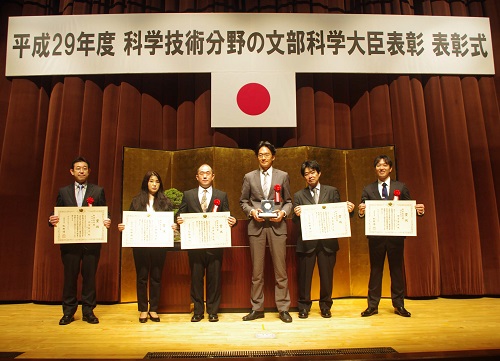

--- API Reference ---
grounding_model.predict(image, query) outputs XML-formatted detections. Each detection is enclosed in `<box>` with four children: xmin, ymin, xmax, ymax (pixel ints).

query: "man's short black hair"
<box><xmin>254</xmin><ymin>141</ymin><xmax>276</xmax><ymax>156</ymax></box>
<box><xmin>300</xmin><ymin>160</ymin><xmax>321</xmax><ymax>177</ymax></box>
<box><xmin>72</xmin><ymin>156</ymin><xmax>90</xmax><ymax>169</ymax></box>
<box><xmin>373</xmin><ymin>155</ymin><xmax>392</xmax><ymax>168</ymax></box>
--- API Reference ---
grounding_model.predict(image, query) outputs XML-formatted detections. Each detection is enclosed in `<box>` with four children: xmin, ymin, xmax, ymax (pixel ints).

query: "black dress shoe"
<box><xmin>242</xmin><ymin>310</ymin><xmax>264</xmax><ymax>321</ymax></box>
<box><xmin>208</xmin><ymin>314</ymin><xmax>219</xmax><ymax>322</ymax></box>
<box><xmin>139</xmin><ymin>316</ymin><xmax>147</xmax><ymax>323</ymax></box>
<box><xmin>361</xmin><ymin>307</ymin><xmax>378</xmax><ymax>317</ymax></box>
<box><xmin>59</xmin><ymin>315</ymin><xmax>74</xmax><ymax>325</ymax></box>
<box><xmin>394</xmin><ymin>306</ymin><xmax>411</xmax><ymax>317</ymax></box>
<box><xmin>320</xmin><ymin>309</ymin><xmax>332</xmax><ymax>318</ymax></box>
<box><xmin>191</xmin><ymin>314</ymin><xmax>204</xmax><ymax>322</ymax></box>
<box><xmin>279</xmin><ymin>311</ymin><xmax>293</xmax><ymax>323</ymax></box>
<box><xmin>82</xmin><ymin>312</ymin><xmax>99</xmax><ymax>324</ymax></box>
<box><xmin>298</xmin><ymin>309</ymin><xmax>308</xmax><ymax>319</ymax></box>
<box><xmin>148</xmin><ymin>312</ymin><xmax>160</xmax><ymax>322</ymax></box>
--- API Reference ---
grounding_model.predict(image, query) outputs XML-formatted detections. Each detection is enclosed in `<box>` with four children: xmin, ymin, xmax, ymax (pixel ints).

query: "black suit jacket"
<box><xmin>56</xmin><ymin>183</ymin><xmax>107</xmax><ymax>208</ymax></box>
<box><xmin>293</xmin><ymin>184</ymin><xmax>341</xmax><ymax>254</ymax></box>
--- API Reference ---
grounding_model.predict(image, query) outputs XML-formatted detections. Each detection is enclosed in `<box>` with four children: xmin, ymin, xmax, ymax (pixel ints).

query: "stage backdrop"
<box><xmin>0</xmin><ymin>1</ymin><xmax>498</xmax><ymax>305</ymax></box>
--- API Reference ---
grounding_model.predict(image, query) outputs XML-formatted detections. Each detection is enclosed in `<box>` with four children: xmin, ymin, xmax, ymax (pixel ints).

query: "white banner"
<box><xmin>211</xmin><ymin>71</ymin><xmax>296</xmax><ymax>127</ymax></box>
<box><xmin>6</xmin><ymin>13</ymin><xmax>494</xmax><ymax>76</ymax></box>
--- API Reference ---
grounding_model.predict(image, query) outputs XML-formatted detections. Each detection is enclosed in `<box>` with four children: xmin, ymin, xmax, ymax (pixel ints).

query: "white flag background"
<box><xmin>211</xmin><ymin>72</ymin><xmax>296</xmax><ymax>128</ymax></box>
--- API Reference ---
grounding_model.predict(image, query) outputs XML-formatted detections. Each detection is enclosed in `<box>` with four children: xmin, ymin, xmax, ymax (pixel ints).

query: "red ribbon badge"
<box><xmin>86</xmin><ymin>197</ymin><xmax>94</xmax><ymax>206</ymax></box>
<box><xmin>274</xmin><ymin>184</ymin><xmax>281</xmax><ymax>203</ymax></box>
<box><xmin>212</xmin><ymin>198</ymin><xmax>221</xmax><ymax>212</ymax></box>
<box><xmin>393</xmin><ymin>189</ymin><xmax>401</xmax><ymax>201</ymax></box>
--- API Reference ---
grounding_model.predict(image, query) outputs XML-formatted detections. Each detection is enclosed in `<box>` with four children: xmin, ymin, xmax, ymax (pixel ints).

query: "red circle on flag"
<box><xmin>236</xmin><ymin>83</ymin><xmax>271</xmax><ymax>116</ymax></box>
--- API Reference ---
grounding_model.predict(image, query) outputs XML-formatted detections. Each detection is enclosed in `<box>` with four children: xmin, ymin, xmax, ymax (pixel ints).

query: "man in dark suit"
<box><xmin>358</xmin><ymin>155</ymin><xmax>425</xmax><ymax>318</ymax></box>
<box><xmin>240</xmin><ymin>141</ymin><xmax>293</xmax><ymax>323</ymax></box>
<box><xmin>293</xmin><ymin>160</ymin><xmax>354</xmax><ymax>319</ymax></box>
<box><xmin>177</xmin><ymin>164</ymin><xmax>236</xmax><ymax>323</ymax></box>
<box><xmin>48</xmin><ymin>156</ymin><xmax>111</xmax><ymax>325</ymax></box>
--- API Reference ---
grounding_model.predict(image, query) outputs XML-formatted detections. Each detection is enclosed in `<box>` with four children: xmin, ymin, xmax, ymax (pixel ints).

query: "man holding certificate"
<box><xmin>240</xmin><ymin>141</ymin><xmax>293</xmax><ymax>323</ymax></box>
<box><xmin>293</xmin><ymin>160</ymin><xmax>354</xmax><ymax>319</ymax></box>
<box><xmin>358</xmin><ymin>155</ymin><xmax>425</xmax><ymax>318</ymax></box>
<box><xmin>176</xmin><ymin>164</ymin><xmax>236</xmax><ymax>323</ymax></box>
<box><xmin>48</xmin><ymin>156</ymin><xmax>111</xmax><ymax>326</ymax></box>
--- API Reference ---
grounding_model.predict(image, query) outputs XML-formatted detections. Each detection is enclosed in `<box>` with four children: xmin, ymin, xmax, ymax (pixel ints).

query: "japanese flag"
<box><xmin>211</xmin><ymin>71</ymin><xmax>296</xmax><ymax>128</ymax></box>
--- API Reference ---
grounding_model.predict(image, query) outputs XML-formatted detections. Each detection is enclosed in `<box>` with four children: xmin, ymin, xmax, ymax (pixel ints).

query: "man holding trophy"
<box><xmin>240</xmin><ymin>141</ymin><xmax>293</xmax><ymax>323</ymax></box>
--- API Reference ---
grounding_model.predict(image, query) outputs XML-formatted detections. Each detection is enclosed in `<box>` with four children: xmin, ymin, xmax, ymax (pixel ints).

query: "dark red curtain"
<box><xmin>0</xmin><ymin>0</ymin><xmax>498</xmax><ymax>302</ymax></box>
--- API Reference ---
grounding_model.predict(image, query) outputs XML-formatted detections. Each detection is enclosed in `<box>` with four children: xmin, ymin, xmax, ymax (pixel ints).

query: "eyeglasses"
<box><xmin>258</xmin><ymin>153</ymin><xmax>272</xmax><ymax>159</ymax></box>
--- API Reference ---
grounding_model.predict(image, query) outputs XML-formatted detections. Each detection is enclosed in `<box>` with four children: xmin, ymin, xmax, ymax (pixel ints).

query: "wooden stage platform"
<box><xmin>1</xmin><ymin>297</ymin><xmax>499</xmax><ymax>360</ymax></box>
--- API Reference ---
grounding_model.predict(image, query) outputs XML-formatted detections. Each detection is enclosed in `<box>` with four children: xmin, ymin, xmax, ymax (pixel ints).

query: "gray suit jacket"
<box><xmin>293</xmin><ymin>185</ymin><xmax>341</xmax><ymax>254</ymax></box>
<box><xmin>240</xmin><ymin>168</ymin><xmax>292</xmax><ymax>236</ymax></box>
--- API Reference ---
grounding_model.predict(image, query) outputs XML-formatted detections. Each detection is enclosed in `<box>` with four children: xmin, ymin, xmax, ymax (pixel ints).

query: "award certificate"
<box><xmin>54</xmin><ymin>206</ymin><xmax>108</xmax><ymax>244</ymax></box>
<box><xmin>299</xmin><ymin>202</ymin><xmax>351</xmax><ymax>241</ymax></box>
<box><xmin>180</xmin><ymin>212</ymin><xmax>232</xmax><ymax>249</ymax></box>
<box><xmin>121</xmin><ymin>211</ymin><xmax>174</xmax><ymax>247</ymax></box>
<box><xmin>365</xmin><ymin>200</ymin><xmax>417</xmax><ymax>236</ymax></box>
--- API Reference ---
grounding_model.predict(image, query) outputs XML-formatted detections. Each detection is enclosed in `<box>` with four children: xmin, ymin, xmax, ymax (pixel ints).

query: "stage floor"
<box><xmin>1</xmin><ymin>297</ymin><xmax>499</xmax><ymax>360</ymax></box>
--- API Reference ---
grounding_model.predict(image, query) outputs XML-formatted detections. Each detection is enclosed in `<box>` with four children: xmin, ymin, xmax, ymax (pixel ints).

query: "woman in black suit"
<box><xmin>118</xmin><ymin>171</ymin><xmax>173</xmax><ymax>323</ymax></box>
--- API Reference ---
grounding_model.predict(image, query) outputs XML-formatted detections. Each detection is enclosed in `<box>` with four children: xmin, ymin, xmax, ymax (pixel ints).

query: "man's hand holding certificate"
<box><xmin>299</xmin><ymin>202</ymin><xmax>351</xmax><ymax>241</ymax></box>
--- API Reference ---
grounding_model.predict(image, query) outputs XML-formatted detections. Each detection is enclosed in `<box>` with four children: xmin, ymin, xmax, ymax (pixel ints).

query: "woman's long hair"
<box><xmin>131</xmin><ymin>170</ymin><xmax>172</xmax><ymax>211</ymax></box>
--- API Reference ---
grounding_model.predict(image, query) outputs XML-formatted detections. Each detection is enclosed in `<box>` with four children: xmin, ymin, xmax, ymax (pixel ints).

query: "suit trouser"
<box><xmin>133</xmin><ymin>247</ymin><xmax>167</xmax><ymax>312</ymax></box>
<box><xmin>367</xmin><ymin>236</ymin><xmax>405</xmax><ymax>308</ymax></box>
<box><xmin>188</xmin><ymin>249</ymin><xmax>223</xmax><ymax>315</ymax></box>
<box><xmin>297</xmin><ymin>243</ymin><xmax>337</xmax><ymax>311</ymax></box>
<box><xmin>249</xmin><ymin>227</ymin><xmax>290</xmax><ymax>312</ymax></box>
<box><xmin>60</xmin><ymin>244</ymin><xmax>100</xmax><ymax>316</ymax></box>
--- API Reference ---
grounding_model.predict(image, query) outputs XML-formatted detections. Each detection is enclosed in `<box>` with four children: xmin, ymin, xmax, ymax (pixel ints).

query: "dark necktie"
<box><xmin>382</xmin><ymin>182</ymin><xmax>388</xmax><ymax>199</ymax></box>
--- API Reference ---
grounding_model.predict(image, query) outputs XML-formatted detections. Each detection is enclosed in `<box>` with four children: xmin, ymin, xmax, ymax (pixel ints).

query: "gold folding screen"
<box><xmin>121</xmin><ymin>145</ymin><xmax>395</xmax><ymax>311</ymax></box>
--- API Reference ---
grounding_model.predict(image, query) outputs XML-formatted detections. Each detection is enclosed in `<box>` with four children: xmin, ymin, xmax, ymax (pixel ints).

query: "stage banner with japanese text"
<box><xmin>6</xmin><ymin>13</ymin><xmax>494</xmax><ymax>76</ymax></box>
